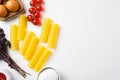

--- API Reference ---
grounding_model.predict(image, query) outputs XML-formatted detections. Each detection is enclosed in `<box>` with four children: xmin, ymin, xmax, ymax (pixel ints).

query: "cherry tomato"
<box><xmin>34</xmin><ymin>12</ymin><xmax>41</xmax><ymax>18</ymax></box>
<box><xmin>36</xmin><ymin>5</ymin><xmax>43</xmax><ymax>11</ymax></box>
<box><xmin>29</xmin><ymin>7</ymin><xmax>36</xmax><ymax>14</ymax></box>
<box><xmin>30</xmin><ymin>1</ymin><xmax>36</xmax><ymax>6</ymax></box>
<box><xmin>36</xmin><ymin>0</ymin><xmax>43</xmax><ymax>4</ymax></box>
<box><xmin>32</xmin><ymin>18</ymin><xmax>40</xmax><ymax>25</ymax></box>
<box><xmin>27</xmin><ymin>14</ymin><xmax>34</xmax><ymax>22</ymax></box>
<box><xmin>31</xmin><ymin>0</ymin><xmax>36</xmax><ymax>2</ymax></box>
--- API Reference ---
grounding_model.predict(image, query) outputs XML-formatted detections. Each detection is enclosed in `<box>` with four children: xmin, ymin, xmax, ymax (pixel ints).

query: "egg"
<box><xmin>0</xmin><ymin>0</ymin><xmax>3</xmax><ymax>4</ymax></box>
<box><xmin>0</xmin><ymin>5</ymin><xmax>8</xmax><ymax>17</ymax></box>
<box><xmin>5</xmin><ymin>0</ymin><xmax>20</xmax><ymax>12</ymax></box>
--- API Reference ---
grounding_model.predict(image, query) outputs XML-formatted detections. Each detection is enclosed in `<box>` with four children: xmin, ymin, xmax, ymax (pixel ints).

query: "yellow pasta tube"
<box><xmin>34</xmin><ymin>49</ymin><xmax>51</xmax><ymax>72</ymax></box>
<box><xmin>28</xmin><ymin>46</ymin><xmax>45</xmax><ymax>69</ymax></box>
<box><xmin>40</xmin><ymin>18</ymin><xmax>51</xmax><ymax>42</ymax></box>
<box><xmin>48</xmin><ymin>24</ymin><xmax>59</xmax><ymax>48</ymax></box>
<box><xmin>10</xmin><ymin>25</ymin><xmax>18</xmax><ymax>50</ymax></box>
<box><xmin>17</xmin><ymin>15</ymin><xmax>27</xmax><ymax>40</ymax></box>
<box><xmin>19</xmin><ymin>31</ymin><xmax>34</xmax><ymax>55</ymax></box>
<box><xmin>24</xmin><ymin>36</ymin><xmax>39</xmax><ymax>61</ymax></box>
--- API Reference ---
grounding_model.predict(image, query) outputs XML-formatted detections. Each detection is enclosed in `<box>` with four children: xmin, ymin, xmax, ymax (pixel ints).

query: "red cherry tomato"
<box><xmin>36</xmin><ymin>0</ymin><xmax>43</xmax><ymax>4</ymax></box>
<box><xmin>31</xmin><ymin>0</ymin><xmax>36</xmax><ymax>2</ymax></box>
<box><xmin>29</xmin><ymin>7</ymin><xmax>36</xmax><ymax>14</ymax></box>
<box><xmin>34</xmin><ymin>12</ymin><xmax>41</xmax><ymax>18</ymax></box>
<box><xmin>32</xmin><ymin>18</ymin><xmax>40</xmax><ymax>25</ymax></box>
<box><xmin>36</xmin><ymin>5</ymin><xmax>43</xmax><ymax>11</ymax></box>
<box><xmin>30</xmin><ymin>1</ymin><xmax>36</xmax><ymax>6</ymax></box>
<box><xmin>27</xmin><ymin>14</ymin><xmax>34</xmax><ymax>22</ymax></box>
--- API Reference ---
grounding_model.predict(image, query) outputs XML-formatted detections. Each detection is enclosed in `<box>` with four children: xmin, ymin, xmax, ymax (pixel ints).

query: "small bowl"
<box><xmin>0</xmin><ymin>0</ymin><xmax>25</xmax><ymax>21</ymax></box>
<box><xmin>37</xmin><ymin>67</ymin><xmax>60</xmax><ymax>80</ymax></box>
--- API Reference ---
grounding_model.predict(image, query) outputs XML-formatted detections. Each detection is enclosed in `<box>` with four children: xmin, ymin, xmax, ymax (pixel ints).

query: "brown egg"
<box><xmin>5</xmin><ymin>0</ymin><xmax>20</xmax><ymax>12</ymax></box>
<box><xmin>0</xmin><ymin>5</ymin><xmax>8</xmax><ymax>17</ymax></box>
<box><xmin>0</xmin><ymin>0</ymin><xmax>3</xmax><ymax>4</ymax></box>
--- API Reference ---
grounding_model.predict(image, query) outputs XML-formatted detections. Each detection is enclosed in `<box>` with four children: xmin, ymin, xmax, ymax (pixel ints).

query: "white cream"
<box><xmin>38</xmin><ymin>68</ymin><xmax>59</xmax><ymax>80</ymax></box>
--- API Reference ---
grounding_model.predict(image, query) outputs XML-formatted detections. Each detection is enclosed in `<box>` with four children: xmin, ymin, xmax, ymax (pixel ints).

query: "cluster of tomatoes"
<box><xmin>27</xmin><ymin>0</ymin><xmax>43</xmax><ymax>25</ymax></box>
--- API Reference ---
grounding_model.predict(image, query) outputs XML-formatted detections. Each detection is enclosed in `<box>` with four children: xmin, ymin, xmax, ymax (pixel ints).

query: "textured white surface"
<box><xmin>0</xmin><ymin>0</ymin><xmax>120</xmax><ymax>80</ymax></box>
